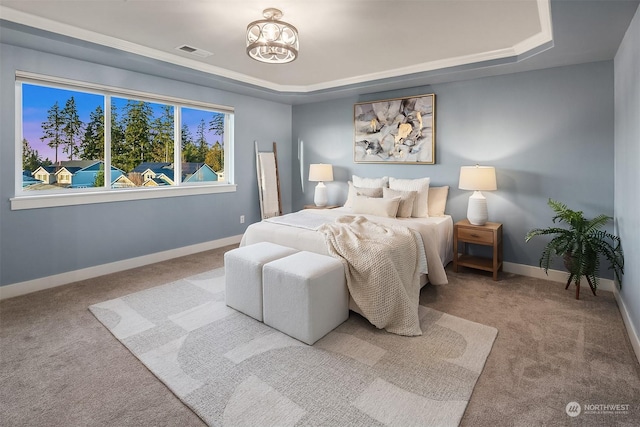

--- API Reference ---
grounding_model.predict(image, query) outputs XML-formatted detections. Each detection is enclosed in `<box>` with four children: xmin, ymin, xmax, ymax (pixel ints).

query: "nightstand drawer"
<box><xmin>457</xmin><ymin>227</ymin><xmax>494</xmax><ymax>244</ymax></box>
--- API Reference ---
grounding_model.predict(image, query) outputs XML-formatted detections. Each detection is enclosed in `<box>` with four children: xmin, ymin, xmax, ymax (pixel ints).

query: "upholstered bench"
<box><xmin>224</xmin><ymin>242</ymin><xmax>298</xmax><ymax>321</ymax></box>
<box><xmin>262</xmin><ymin>251</ymin><xmax>349</xmax><ymax>345</ymax></box>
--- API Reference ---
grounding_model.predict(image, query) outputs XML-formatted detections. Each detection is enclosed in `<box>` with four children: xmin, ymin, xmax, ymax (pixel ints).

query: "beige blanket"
<box><xmin>318</xmin><ymin>215</ymin><xmax>423</xmax><ymax>336</ymax></box>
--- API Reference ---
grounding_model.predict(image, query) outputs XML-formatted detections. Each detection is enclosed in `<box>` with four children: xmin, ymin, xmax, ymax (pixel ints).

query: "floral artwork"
<box><xmin>354</xmin><ymin>94</ymin><xmax>435</xmax><ymax>164</ymax></box>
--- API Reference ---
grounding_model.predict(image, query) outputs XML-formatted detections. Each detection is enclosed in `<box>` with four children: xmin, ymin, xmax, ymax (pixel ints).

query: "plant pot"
<box><xmin>563</xmin><ymin>252</ymin><xmax>597</xmax><ymax>299</ymax></box>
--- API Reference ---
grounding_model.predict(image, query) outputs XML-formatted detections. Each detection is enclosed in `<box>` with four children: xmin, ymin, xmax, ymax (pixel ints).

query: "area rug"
<box><xmin>89</xmin><ymin>268</ymin><xmax>497</xmax><ymax>427</ymax></box>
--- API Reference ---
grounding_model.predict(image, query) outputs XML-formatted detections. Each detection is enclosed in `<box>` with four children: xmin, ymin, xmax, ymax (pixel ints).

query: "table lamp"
<box><xmin>308</xmin><ymin>164</ymin><xmax>333</xmax><ymax>207</ymax></box>
<box><xmin>459</xmin><ymin>165</ymin><xmax>497</xmax><ymax>225</ymax></box>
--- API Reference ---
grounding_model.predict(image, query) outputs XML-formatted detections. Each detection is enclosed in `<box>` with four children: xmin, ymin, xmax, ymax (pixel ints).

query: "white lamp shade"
<box><xmin>308</xmin><ymin>164</ymin><xmax>333</xmax><ymax>182</ymax></box>
<box><xmin>458</xmin><ymin>166</ymin><xmax>497</xmax><ymax>191</ymax></box>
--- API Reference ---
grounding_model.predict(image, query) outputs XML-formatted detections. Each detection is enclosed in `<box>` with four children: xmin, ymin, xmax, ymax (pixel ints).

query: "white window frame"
<box><xmin>11</xmin><ymin>71</ymin><xmax>236</xmax><ymax>210</ymax></box>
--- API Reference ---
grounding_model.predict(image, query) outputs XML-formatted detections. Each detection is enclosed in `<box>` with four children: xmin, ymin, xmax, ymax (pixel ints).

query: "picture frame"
<box><xmin>354</xmin><ymin>93</ymin><xmax>435</xmax><ymax>164</ymax></box>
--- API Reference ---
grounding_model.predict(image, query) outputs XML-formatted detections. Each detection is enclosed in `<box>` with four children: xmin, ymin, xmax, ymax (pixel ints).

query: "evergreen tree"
<box><xmin>181</xmin><ymin>124</ymin><xmax>198</xmax><ymax>162</ymax></box>
<box><xmin>61</xmin><ymin>96</ymin><xmax>83</xmax><ymax>160</ymax></box>
<box><xmin>22</xmin><ymin>139</ymin><xmax>50</xmax><ymax>172</ymax></box>
<box><xmin>206</xmin><ymin>113</ymin><xmax>224</xmax><ymax>171</ymax></box>
<box><xmin>151</xmin><ymin>105</ymin><xmax>174</xmax><ymax>162</ymax></box>
<box><xmin>80</xmin><ymin>105</ymin><xmax>104</xmax><ymax>160</ymax></box>
<box><xmin>209</xmin><ymin>113</ymin><xmax>225</xmax><ymax>138</ymax></box>
<box><xmin>181</xmin><ymin>124</ymin><xmax>193</xmax><ymax>150</ymax></box>
<box><xmin>110</xmin><ymin>104</ymin><xmax>126</xmax><ymax>171</ymax></box>
<box><xmin>195</xmin><ymin>118</ymin><xmax>208</xmax><ymax>163</ymax></box>
<box><xmin>40</xmin><ymin>101</ymin><xmax>64</xmax><ymax>164</ymax></box>
<box><xmin>118</xmin><ymin>100</ymin><xmax>153</xmax><ymax>172</ymax></box>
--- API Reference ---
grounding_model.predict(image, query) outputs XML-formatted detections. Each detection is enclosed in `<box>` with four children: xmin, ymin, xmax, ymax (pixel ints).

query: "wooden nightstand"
<box><xmin>453</xmin><ymin>219</ymin><xmax>503</xmax><ymax>280</ymax></box>
<box><xmin>303</xmin><ymin>205</ymin><xmax>338</xmax><ymax>209</ymax></box>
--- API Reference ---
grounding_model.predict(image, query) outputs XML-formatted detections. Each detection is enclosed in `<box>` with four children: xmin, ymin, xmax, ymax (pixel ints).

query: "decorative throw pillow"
<box><xmin>388</xmin><ymin>177</ymin><xmax>430</xmax><ymax>217</ymax></box>
<box><xmin>352</xmin><ymin>175</ymin><xmax>389</xmax><ymax>189</ymax></box>
<box><xmin>428</xmin><ymin>186</ymin><xmax>449</xmax><ymax>217</ymax></box>
<box><xmin>352</xmin><ymin>195</ymin><xmax>401</xmax><ymax>218</ymax></box>
<box><xmin>343</xmin><ymin>181</ymin><xmax>384</xmax><ymax>208</ymax></box>
<box><xmin>383</xmin><ymin>187</ymin><xmax>417</xmax><ymax>218</ymax></box>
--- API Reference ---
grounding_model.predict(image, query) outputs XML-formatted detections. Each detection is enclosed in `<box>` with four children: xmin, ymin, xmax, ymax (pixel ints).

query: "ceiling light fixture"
<box><xmin>246</xmin><ymin>8</ymin><xmax>298</xmax><ymax>64</ymax></box>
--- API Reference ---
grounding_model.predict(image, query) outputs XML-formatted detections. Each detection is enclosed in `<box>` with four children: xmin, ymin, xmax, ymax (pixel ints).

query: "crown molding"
<box><xmin>0</xmin><ymin>0</ymin><xmax>553</xmax><ymax>94</ymax></box>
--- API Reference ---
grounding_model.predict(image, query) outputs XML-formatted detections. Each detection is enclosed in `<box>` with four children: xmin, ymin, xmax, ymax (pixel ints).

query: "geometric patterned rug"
<box><xmin>89</xmin><ymin>268</ymin><xmax>497</xmax><ymax>426</ymax></box>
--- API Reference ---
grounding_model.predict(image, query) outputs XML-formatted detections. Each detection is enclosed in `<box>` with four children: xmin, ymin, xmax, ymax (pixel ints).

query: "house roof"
<box><xmin>112</xmin><ymin>175</ymin><xmax>134</xmax><ymax>183</ymax></box>
<box><xmin>55</xmin><ymin>166</ymin><xmax>82</xmax><ymax>175</ymax></box>
<box><xmin>181</xmin><ymin>162</ymin><xmax>204</xmax><ymax>175</ymax></box>
<box><xmin>32</xmin><ymin>165</ymin><xmax>57</xmax><ymax>174</ymax></box>
<box><xmin>74</xmin><ymin>161</ymin><xmax>103</xmax><ymax>172</ymax></box>
<box><xmin>147</xmin><ymin>177</ymin><xmax>169</xmax><ymax>185</ymax></box>
<box><xmin>60</xmin><ymin>160</ymin><xmax>97</xmax><ymax>169</ymax></box>
<box><xmin>132</xmin><ymin>162</ymin><xmax>172</xmax><ymax>173</ymax></box>
<box><xmin>131</xmin><ymin>162</ymin><xmax>216</xmax><ymax>182</ymax></box>
<box><xmin>22</xmin><ymin>174</ymin><xmax>42</xmax><ymax>185</ymax></box>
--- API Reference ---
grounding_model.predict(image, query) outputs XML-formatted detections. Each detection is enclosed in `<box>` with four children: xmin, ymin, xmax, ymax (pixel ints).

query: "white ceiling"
<box><xmin>0</xmin><ymin>0</ymin><xmax>637</xmax><ymax>103</ymax></box>
<box><xmin>0</xmin><ymin>0</ymin><xmax>552</xmax><ymax>93</ymax></box>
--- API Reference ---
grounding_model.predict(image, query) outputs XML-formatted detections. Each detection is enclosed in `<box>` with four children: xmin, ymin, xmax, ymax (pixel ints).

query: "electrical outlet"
<box><xmin>240</xmin><ymin>215</ymin><xmax>245</xmax><ymax>224</ymax></box>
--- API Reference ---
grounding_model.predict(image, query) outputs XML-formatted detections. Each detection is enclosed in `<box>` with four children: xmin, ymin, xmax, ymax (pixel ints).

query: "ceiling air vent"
<box><xmin>176</xmin><ymin>45</ymin><xmax>213</xmax><ymax>58</ymax></box>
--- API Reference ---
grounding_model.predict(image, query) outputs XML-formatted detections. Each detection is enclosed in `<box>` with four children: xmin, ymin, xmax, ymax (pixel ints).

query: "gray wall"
<box><xmin>292</xmin><ymin>61</ymin><xmax>616</xmax><ymax>270</ymax></box>
<box><xmin>614</xmin><ymin>7</ymin><xmax>640</xmax><ymax>349</ymax></box>
<box><xmin>0</xmin><ymin>27</ymin><xmax>624</xmax><ymax>291</ymax></box>
<box><xmin>0</xmin><ymin>43</ymin><xmax>292</xmax><ymax>286</ymax></box>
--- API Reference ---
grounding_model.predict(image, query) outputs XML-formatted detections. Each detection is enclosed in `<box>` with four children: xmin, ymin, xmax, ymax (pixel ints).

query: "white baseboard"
<box><xmin>502</xmin><ymin>262</ymin><xmax>615</xmax><ymax>291</ymax></box>
<box><xmin>0</xmin><ymin>235</ymin><xmax>242</xmax><ymax>301</ymax></box>
<box><xmin>612</xmin><ymin>287</ymin><xmax>640</xmax><ymax>365</ymax></box>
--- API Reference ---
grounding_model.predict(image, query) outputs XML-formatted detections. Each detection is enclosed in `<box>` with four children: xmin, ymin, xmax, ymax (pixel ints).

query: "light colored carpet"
<box><xmin>89</xmin><ymin>268</ymin><xmax>497</xmax><ymax>427</ymax></box>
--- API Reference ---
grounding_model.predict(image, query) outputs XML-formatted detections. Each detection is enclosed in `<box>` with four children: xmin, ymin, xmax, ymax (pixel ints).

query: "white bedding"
<box><xmin>240</xmin><ymin>207</ymin><xmax>453</xmax><ymax>286</ymax></box>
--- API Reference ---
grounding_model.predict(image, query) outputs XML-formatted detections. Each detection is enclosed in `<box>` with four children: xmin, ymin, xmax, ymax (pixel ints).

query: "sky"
<box><xmin>22</xmin><ymin>84</ymin><xmax>102</xmax><ymax>161</ymax></box>
<box><xmin>22</xmin><ymin>83</ymin><xmax>223</xmax><ymax>164</ymax></box>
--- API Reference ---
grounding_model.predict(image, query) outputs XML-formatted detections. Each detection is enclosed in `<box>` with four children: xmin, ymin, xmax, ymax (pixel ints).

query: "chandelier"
<box><xmin>246</xmin><ymin>8</ymin><xmax>299</xmax><ymax>64</ymax></box>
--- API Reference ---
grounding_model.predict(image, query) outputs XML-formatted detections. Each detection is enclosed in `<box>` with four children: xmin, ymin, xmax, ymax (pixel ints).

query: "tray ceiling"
<box><xmin>0</xmin><ymin>0</ymin><xmax>553</xmax><ymax>93</ymax></box>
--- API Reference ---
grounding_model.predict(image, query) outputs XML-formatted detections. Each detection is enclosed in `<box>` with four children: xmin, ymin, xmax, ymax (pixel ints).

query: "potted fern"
<box><xmin>525</xmin><ymin>199</ymin><xmax>624</xmax><ymax>299</ymax></box>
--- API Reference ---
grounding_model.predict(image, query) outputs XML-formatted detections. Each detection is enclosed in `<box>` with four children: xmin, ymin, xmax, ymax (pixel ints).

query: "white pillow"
<box><xmin>383</xmin><ymin>187</ymin><xmax>417</xmax><ymax>218</ymax></box>
<box><xmin>352</xmin><ymin>175</ymin><xmax>389</xmax><ymax>189</ymax></box>
<box><xmin>343</xmin><ymin>181</ymin><xmax>383</xmax><ymax>208</ymax></box>
<box><xmin>388</xmin><ymin>177</ymin><xmax>430</xmax><ymax>217</ymax></box>
<box><xmin>428</xmin><ymin>186</ymin><xmax>449</xmax><ymax>217</ymax></box>
<box><xmin>352</xmin><ymin>195</ymin><xmax>400</xmax><ymax>218</ymax></box>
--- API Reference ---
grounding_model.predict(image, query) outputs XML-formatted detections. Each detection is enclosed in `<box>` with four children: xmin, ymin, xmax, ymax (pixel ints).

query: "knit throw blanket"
<box><xmin>318</xmin><ymin>215</ymin><xmax>423</xmax><ymax>336</ymax></box>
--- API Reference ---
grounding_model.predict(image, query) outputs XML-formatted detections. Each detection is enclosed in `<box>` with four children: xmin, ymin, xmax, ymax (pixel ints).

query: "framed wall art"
<box><xmin>354</xmin><ymin>93</ymin><xmax>435</xmax><ymax>164</ymax></box>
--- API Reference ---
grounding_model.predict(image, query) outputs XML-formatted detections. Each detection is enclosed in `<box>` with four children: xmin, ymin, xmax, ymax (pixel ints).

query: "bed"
<box><xmin>240</xmin><ymin>207</ymin><xmax>453</xmax><ymax>287</ymax></box>
<box><xmin>240</xmin><ymin>177</ymin><xmax>453</xmax><ymax>335</ymax></box>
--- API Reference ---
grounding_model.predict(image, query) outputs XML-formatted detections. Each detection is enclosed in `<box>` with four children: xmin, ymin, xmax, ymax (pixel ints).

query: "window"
<box><xmin>14</xmin><ymin>72</ymin><xmax>235</xmax><ymax>209</ymax></box>
<box><xmin>180</xmin><ymin>107</ymin><xmax>226</xmax><ymax>184</ymax></box>
<box><xmin>21</xmin><ymin>84</ymin><xmax>104</xmax><ymax>191</ymax></box>
<box><xmin>110</xmin><ymin>96</ymin><xmax>175</xmax><ymax>188</ymax></box>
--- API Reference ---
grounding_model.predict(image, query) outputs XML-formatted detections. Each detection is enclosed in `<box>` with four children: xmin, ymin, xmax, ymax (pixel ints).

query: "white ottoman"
<box><xmin>225</xmin><ymin>242</ymin><xmax>298</xmax><ymax>321</ymax></box>
<box><xmin>263</xmin><ymin>251</ymin><xmax>349</xmax><ymax>345</ymax></box>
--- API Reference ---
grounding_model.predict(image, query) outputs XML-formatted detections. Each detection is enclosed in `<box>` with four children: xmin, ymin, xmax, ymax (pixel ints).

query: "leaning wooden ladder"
<box><xmin>255</xmin><ymin>141</ymin><xmax>282</xmax><ymax>219</ymax></box>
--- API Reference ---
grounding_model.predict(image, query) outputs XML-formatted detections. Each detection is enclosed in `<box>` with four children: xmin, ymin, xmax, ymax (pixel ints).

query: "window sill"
<box><xmin>10</xmin><ymin>184</ymin><xmax>237</xmax><ymax>210</ymax></box>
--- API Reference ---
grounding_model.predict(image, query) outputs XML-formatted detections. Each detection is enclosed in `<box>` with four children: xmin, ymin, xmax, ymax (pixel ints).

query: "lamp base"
<box><xmin>314</xmin><ymin>182</ymin><xmax>328</xmax><ymax>207</ymax></box>
<box><xmin>467</xmin><ymin>191</ymin><xmax>488</xmax><ymax>225</ymax></box>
